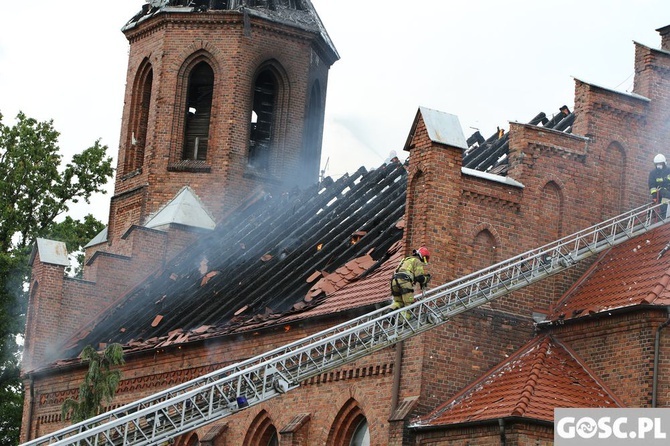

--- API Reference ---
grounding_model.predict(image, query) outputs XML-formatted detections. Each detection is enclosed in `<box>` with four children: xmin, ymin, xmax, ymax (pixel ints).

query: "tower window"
<box><xmin>125</xmin><ymin>62</ymin><xmax>153</xmax><ymax>175</ymax></box>
<box><xmin>248</xmin><ymin>69</ymin><xmax>277</xmax><ymax>172</ymax></box>
<box><xmin>183</xmin><ymin>61</ymin><xmax>214</xmax><ymax>161</ymax></box>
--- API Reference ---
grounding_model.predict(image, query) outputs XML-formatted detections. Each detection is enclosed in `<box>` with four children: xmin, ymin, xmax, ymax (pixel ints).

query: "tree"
<box><xmin>61</xmin><ymin>344</ymin><xmax>125</xmax><ymax>423</ymax></box>
<box><xmin>0</xmin><ymin>111</ymin><xmax>114</xmax><ymax>444</ymax></box>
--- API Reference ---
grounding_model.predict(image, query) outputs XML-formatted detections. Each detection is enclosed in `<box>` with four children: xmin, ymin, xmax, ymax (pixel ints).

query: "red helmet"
<box><xmin>415</xmin><ymin>246</ymin><xmax>430</xmax><ymax>263</ymax></box>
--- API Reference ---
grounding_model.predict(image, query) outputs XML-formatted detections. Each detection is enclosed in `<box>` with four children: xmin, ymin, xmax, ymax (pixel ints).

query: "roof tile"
<box><xmin>411</xmin><ymin>336</ymin><xmax>620</xmax><ymax>428</ymax></box>
<box><xmin>548</xmin><ymin>223</ymin><xmax>670</xmax><ymax>322</ymax></box>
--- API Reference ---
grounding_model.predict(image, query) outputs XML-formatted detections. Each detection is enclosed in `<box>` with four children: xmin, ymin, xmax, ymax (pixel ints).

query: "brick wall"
<box><xmin>21</xmin><ymin>316</ymin><xmax>399</xmax><ymax>445</ymax></box>
<box><xmin>109</xmin><ymin>12</ymin><xmax>334</xmax><ymax>243</ymax></box>
<box><xmin>548</xmin><ymin>309</ymin><xmax>670</xmax><ymax>408</ymax></box>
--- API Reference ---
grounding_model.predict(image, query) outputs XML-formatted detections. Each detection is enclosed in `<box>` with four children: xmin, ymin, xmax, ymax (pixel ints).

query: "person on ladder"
<box><xmin>389</xmin><ymin>246</ymin><xmax>432</xmax><ymax>321</ymax></box>
<box><xmin>648</xmin><ymin>154</ymin><xmax>670</xmax><ymax>218</ymax></box>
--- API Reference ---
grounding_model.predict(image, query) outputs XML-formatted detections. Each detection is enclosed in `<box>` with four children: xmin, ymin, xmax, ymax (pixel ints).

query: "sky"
<box><xmin>1</xmin><ymin>0</ymin><xmax>670</xmax><ymax>223</ymax></box>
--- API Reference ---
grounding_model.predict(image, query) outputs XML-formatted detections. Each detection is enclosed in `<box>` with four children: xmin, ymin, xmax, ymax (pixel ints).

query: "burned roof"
<box><xmin>61</xmin><ymin>162</ymin><xmax>406</xmax><ymax>359</ymax></box>
<box><xmin>123</xmin><ymin>0</ymin><xmax>339</xmax><ymax>61</ymax></box>
<box><xmin>463</xmin><ymin>105</ymin><xmax>575</xmax><ymax>175</ymax></box>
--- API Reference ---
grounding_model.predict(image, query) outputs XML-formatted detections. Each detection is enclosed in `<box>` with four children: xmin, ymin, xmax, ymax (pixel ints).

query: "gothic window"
<box><xmin>472</xmin><ymin>229</ymin><xmax>496</xmax><ymax>273</ymax></box>
<box><xmin>540</xmin><ymin>181</ymin><xmax>563</xmax><ymax>244</ymax></box>
<box><xmin>248</xmin><ymin>69</ymin><xmax>278</xmax><ymax>172</ymax></box>
<box><xmin>125</xmin><ymin>60</ymin><xmax>153</xmax><ymax>174</ymax></box>
<box><xmin>183</xmin><ymin>61</ymin><xmax>214</xmax><ymax>161</ymax></box>
<box><xmin>349</xmin><ymin>418</ymin><xmax>370</xmax><ymax>446</ymax></box>
<box><xmin>603</xmin><ymin>142</ymin><xmax>626</xmax><ymax>217</ymax></box>
<box><xmin>327</xmin><ymin>399</ymin><xmax>370</xmax><ymax>446</ymax></box>
<box><xmin>244</xmin><ymin>410</ymin><xmax>278</xmax><ymax>446</ymax></box>
<box><xmin>301</xmin><ymin>81</ymin><xmax>323</xmax><ymax>182</ymax></box>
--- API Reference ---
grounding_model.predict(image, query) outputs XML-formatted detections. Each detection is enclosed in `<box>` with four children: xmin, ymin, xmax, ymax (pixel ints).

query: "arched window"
<box><xmin>472</xmin><ymin>229</ymin><xmax>496</xmax><ymax>273</ymax></box>
<box><xmin>327</xmin><ymin>399</ymin><xmax>370</xmax><ymax>446</ymax></box>
<box><xmin>183</xmin><ymin>61</ymin><xmax>214</xmax><ymax>161</ymax></box>
<box><xmin>244</xmin><ymin>410</ymin><xmax>278</xmax><ymax>446</ymax></box>
<box><xmin>125</xmin><ymin>59</ymin><xmax>153</xmax><ymax>174</ymax></box>
<box><xmin>407</xmin><ymin>170</ymin><xmax>427</xmax><ymax>251</ymax></box>
<box><xmin>301</xmin><ymin>81</ymin><xmax>323</xmax><ymax>183</ymax></box>
<box><xmin>539</xmin><ymin>181</ymin><xmax>563</xmax><ymax>244</ymax></box>
<box><xmin>249</xmin><ymin>69</ymin><xmax>278</xmax><ymax>172</ymax></box>
<box><xmin>349</xmin><ymin>418</ymin><xmax>370</xmax><ymax>446</ymax></box>
<box><xmin>603</xmin><ymin>142</ymin><xmax>626</xmax><ymax>218</ymax></box>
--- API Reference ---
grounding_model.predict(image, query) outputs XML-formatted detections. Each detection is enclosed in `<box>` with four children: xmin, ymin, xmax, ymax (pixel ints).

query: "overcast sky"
<box><xmin>1</xmin><ymin>1</ymin><xmax>669</xmax><ymax>223</ymax></box>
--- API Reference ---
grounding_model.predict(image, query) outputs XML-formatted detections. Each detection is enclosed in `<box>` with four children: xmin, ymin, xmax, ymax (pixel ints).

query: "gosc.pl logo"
<box><xmin>555</xmin><ymin>409</ymin><xmax>669</xmax><ymax>445</ymax></box>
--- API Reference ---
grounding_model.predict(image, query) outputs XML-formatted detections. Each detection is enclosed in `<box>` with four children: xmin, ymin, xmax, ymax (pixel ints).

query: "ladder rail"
<box><xmin>22</xmin><ymin>203</ymin><xmax>668</xmax><ymax>446</ymax></box>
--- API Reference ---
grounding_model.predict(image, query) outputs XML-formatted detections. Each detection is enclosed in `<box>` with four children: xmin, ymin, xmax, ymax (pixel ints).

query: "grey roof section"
<box><xmin>144</xmin><ymin>186</ymin><xmax>216</xmax><ymax>230</ymax></box>
<box><xmin>419</xmin><ymin>106</ymin><xmax>468</xmax><ymax>150</ymax></box>
<box><xmin>31</xmin><ymin>238</ymin><xmax>70</xmax><ymax>267</ymax></box>
<box><xmin>461</xmin><ymin>167</ymin><xmax>524</xmax><ymax>188</ymax></box>
<box><xmin>122</xmin><ymin>1</ymin><xmax>339</xmax><ymax>61</ymax></box>
<box><xmin>571</xmin><ymin>76</ymin><xmax>650</xmax><ymax>102</ymax></box>
<box><xmin>84</xmin><ymin>227</ymin><xmax>108</xmax><ymax>249</ymax></box>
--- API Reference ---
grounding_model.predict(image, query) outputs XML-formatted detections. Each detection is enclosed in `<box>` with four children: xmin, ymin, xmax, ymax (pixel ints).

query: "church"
<box><xmin>20</xmin><ymin>1</ymin><xmax>670</xmax><ymax>445</ymax></box>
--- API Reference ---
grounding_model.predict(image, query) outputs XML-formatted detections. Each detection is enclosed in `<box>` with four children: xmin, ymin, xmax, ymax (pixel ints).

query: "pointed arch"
<box><xmin>603</xmin><ymin>141</ymin><xmax>626</xmax><ymax>218</ymax></box>
<box><xmin>301</xmin><ymin>80</ymin><xmax>324</xmax><ymax>185</ymax></box>
<box><xmin>170</xmin><ymin>51</ymin><xmax>219</xmax><ymax>166</ymax></box>
<box><xmin>125</xmin><ymin>57</ymin><xmax>153</xmax><ymax>175</ymax></box>
<box><xmin>243</xmin><ymin>410</ymin><xmax>279</xmax><ymax>446</ymax></box>
<box><xmin>326</xmin><ymin>398</ymin><xmax>370</xmax><ymax>446</ymax></box>
<box><xmin>472</xmin><ymin>228</ymin><xmax>497</xmax><ymax>272</ymax></box>
<box><xmin>183</xmin><ymin>61</ymin><xmax>214</xmax><ymax>160</ymax></box>
<box><xmin>248</xmin><ymin>60</ymin><xmax>290</xmax><ymax>174</ymax></box>
<box><xmin>539</xmin><ymin>180</ymin><xmax>563</xmax><ymax>244</ymax></box>
<box><xmin>173</xmin><ymin>431</ymin><xmax>199</xmax><ymax>446</ymax></box>
<box><xmin>407</xmin><ymin>169</ymin><xmax>427</xmax><ymax>253</ymax></box>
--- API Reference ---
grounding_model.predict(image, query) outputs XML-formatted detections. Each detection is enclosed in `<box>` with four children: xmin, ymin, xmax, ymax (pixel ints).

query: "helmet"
<box><xmin>415</xmin><ymin>246</ymin><xmax>430</xmax><ymax>263</ymax></box>
<box><xmin>654</xmin><ymin>154</ymin><xmax>667</xmax><ymax>165</ymax></box>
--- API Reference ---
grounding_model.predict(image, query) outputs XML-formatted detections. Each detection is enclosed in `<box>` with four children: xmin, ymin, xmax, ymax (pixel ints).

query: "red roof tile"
<box><xmin>548</xmin><ymin>223</ymin><xmax>670</xmax><ymax>322</ymax></box>
<box><xmin>412</xmin><ymin>336</ymin><xmax>621</xmax><ymax>428</ymax></box>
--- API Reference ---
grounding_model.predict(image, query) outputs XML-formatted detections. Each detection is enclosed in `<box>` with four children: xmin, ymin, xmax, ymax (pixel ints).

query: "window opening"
<box><xmin>301</xmin><ymin>82</ymin><xmax>322</xmax><ymax>181</ymax></box>
<box><xmin>349</xmin><ymin>418</ymin><xmax>370</xmax><ymax>446</ymax></box>
<box><xmin>183</xmin><ymin>61</ymin><xmax>214</xmax><ymax>161</ymax></box>
<box><xmin>266</xmin><ymin>431</ymin><xmax>278</xmax><ymax>446</ymax></box>
<box><xmin>126</xmin><ymin>66</ymin><xmax>152</xmax><ymax>174</ymax></box>
<box><xmin>249</xmin><ymin>69</ymin><xmax>277</xmax><ymax>172</ymax></box>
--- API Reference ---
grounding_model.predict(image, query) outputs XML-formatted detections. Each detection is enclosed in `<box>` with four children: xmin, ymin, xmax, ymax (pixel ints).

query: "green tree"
<box><xmin>0</xmin><ymin>111</ymin><xmax>114</xmax><ymax>444</ymax></box>
<box><xmin>47</xmin><ymin>215</ymin><xmax>107</xmax><ymax>277</ymax></box>
<box><xmin>61</xmin><ymin>344</ymin><xmax>125</xmax><ymax>423</ymax></box>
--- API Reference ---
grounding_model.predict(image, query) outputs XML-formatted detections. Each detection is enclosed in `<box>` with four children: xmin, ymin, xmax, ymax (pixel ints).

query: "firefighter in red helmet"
<box><xmin>389</xmin><ymin>247</ymin><xmax>432</xmax><ymax>319</ymax></box>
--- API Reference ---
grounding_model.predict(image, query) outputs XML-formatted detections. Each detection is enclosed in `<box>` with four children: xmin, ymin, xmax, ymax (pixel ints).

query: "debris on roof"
<box><xmin>462</xmin><ymin>105</ymin><xmax>575</xmax><ymax>176</ymax></box>
<box><xmin>59</xmin><ymin>162</ymin><xmax>407</xmax><ymax>360</ymax></box>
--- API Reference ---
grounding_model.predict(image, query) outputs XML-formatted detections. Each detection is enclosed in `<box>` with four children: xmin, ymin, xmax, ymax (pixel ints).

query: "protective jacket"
<box><xmin>391</xmin><ymin>256</ymin><xmax>429</xmax><ymax>297</ymax></box>
<box><xmin>648</xmin><ymin>165</ymin><xmax>670</xmax><ymax>197</ymax></box>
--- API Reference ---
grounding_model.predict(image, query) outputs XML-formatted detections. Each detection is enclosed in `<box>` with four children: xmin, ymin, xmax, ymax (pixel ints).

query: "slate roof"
<box><xmin>61</xmin><ymin>162</ymin><xmax>406</xmax><ymax>360</ymax></box>
<box><xmin>410</xmin><ymin>335</ymin><xmax>621</xmax><ymax>429</ymax></box>
<box><xmin>546</xmin><ymin>220</ymin><xmax>670</xmax><ymax>323</ymax></box>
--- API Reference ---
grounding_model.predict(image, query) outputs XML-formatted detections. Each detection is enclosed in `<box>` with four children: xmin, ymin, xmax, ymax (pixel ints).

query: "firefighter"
<box><xmin>389</xmin><ymin>247</ymin><xmax>431</xmax><ymax>320</ymax></box>
<box><xmin>649</xmin><ymin>154</ymin><xmax>670</xmax><ymax>217</ymax></box>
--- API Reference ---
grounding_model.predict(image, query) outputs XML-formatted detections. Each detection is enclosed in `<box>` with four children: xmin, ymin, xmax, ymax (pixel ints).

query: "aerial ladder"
<box><xmin>22</xmin><ymin>203</ymin><xmax>669</xmax><ymax>446</ymax></box>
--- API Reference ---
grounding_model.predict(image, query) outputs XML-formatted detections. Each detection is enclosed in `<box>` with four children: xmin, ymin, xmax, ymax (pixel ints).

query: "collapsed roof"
<box><xmin>463</xmin><ymin>105</ymin><xmax>574</xmax><ymax>175</ymax></box>
<box><xmin>61</xmin><ymin>162</ymin><xmax>406</xmax><ymax>359</ymax></box>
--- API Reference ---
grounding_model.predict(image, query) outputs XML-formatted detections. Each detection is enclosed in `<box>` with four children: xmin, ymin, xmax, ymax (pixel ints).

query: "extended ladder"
<box><xmin>22</xmin><ymin>203</ymin><xmax>669</xmax><ymax>446</ymax></box>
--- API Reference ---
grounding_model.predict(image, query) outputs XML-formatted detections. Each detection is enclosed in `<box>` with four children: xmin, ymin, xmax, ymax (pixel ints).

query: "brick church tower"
<box><xmin>107</xmin><ymin>0</ymin><xmax>339</xmax><ymax>245</ymax></box>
